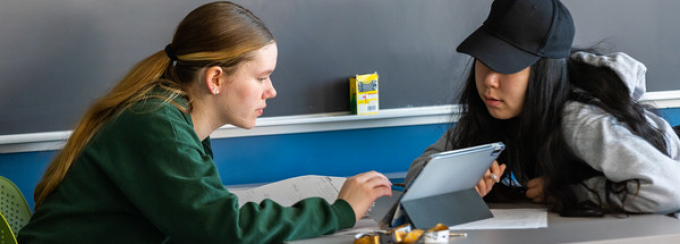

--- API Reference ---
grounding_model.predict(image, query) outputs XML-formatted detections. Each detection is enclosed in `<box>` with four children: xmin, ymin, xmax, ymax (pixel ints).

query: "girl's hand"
<box><xmin>475</xmin><ymin>160</ymin><xmax>506</xmax><ymax>197</ymax></box>
<box><xmin>526</xmin><ymin>177</ymin><xmax>549</xmax><ymax>203</ymax></box>
<box><xmin>337</xmin><ymin>171</ymin><xmax>393</xmax><ymax>222</ymax></box>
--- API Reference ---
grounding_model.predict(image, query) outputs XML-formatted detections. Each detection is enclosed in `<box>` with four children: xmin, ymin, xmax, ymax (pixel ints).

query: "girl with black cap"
<box><xmin>406</xmin><ymin>0</ymin><xmax>680</xmax><ymax>216</ymax></box>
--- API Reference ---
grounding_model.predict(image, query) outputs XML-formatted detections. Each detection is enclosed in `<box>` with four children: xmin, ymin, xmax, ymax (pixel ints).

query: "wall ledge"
<box><xmin>2</xmin><ymin>90</ymin><xmax>680</xmax><ymax>154</ymax></box>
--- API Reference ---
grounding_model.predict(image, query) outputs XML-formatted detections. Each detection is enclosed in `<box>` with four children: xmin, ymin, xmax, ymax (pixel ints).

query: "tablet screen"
<box><xmin>401</xmin><ymin>142</ymin><xmax>505</xmax><ymax>202</ymax></box>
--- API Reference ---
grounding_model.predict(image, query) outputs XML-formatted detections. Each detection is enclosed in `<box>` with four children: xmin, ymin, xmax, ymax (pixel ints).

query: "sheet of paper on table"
<box><xmin>228</xmin><ymin>175</ymin><xmax>346</xmax><ymax>207</ymax></box>
<box><xmin>449</xmin><ymin>208</ymin><xmax>547</xmax><ymax>230</ymax></box>
<box><xmin>332</xmin><ymin>218</ymin><xmax>382</xmax><ymax>236</ymax></box>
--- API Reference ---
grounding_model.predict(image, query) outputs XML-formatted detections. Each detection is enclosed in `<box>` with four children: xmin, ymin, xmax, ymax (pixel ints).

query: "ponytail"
<box><xmin>34</xmin><ymin>51</ymin><xmax>177</xmax><ymax>209</ymax></box>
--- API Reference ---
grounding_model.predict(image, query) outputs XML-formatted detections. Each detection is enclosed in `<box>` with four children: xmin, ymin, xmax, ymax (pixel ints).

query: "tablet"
<box><xmin>402</xmin><ymin>142</ymin><xmax>505</xmax><ymax>202</ymax></box>
<box><xmin>383</xmin><ymin>142</ymin><xmax>505</xmax><ymax>229</ymax></box>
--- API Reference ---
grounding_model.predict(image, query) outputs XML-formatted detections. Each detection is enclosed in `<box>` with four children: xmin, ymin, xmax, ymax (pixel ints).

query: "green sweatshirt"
<box><xmin>18</xmin><ymin>94</ymin><xmax>355</xmax><ymax>244</ymax></box>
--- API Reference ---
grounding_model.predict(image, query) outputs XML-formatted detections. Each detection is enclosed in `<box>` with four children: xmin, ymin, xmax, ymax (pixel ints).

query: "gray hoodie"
<box><xmin>405</xmin><ymin>52</ymin><xmax>680</xmax><ymax>214</ymax></box>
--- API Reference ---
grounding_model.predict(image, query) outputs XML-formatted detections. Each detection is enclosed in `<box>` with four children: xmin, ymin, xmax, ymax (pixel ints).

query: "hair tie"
<box><xmin>164</xmin><ymin>44</ymin><xmax>178</xmax><ymax>61</ymax></box>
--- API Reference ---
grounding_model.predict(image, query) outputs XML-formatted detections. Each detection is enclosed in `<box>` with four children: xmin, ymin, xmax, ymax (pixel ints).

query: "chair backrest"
<box><xmin>0</xmin><ymin>176</ymin><xmax>31</xmax><ymax>238</ymax></box>
<box><xmin>0</xmin><ymin>212</ymin><xmax>18</xmax><ymax>244</ymax></box>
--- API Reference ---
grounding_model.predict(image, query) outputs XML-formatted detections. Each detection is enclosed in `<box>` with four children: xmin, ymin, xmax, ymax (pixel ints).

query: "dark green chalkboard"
<box><xmin>1</xmin><ymin>0</ymin><xmax>678</xmax><ymax>135</ymax></box>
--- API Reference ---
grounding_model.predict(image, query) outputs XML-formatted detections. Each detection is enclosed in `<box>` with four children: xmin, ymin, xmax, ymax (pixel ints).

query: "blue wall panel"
<box><xmin>0</xmin><ymin>151</ymin><xmax>55</xmax><ymax>210</ymax></box>
<box><xmin>659</xmin><ymin>108</ymin><xmax>680</xmax><ymax>127</ymax></box>
<box><xmin>212</xmin><ymin>124</ymin><xmax>449</xmax><ymax>186</ymax></box>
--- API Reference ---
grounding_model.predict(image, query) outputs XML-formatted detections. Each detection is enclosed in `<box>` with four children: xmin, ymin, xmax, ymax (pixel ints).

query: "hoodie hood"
<box><xmin>570</xmin><ymin>51</ymin><xmax>647</xmax><ymax>101</ymax></box>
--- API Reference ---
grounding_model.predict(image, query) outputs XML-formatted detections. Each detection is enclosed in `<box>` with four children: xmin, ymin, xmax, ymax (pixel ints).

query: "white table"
<box><xmin>289</xmin><ymin>193</ymin><xmax>680</xmax><ymax>244</ymax></box>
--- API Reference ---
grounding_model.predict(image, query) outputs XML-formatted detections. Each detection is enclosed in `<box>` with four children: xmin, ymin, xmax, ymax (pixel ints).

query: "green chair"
<box><xmin>0</xmin><ymin>176</ymin><xmax>31</xmax><ymax>240</ymax></box>
<box><xmin>1</xmin><ymin>212</ymin><xmax>17</xmax><ymax>244</ymax></box>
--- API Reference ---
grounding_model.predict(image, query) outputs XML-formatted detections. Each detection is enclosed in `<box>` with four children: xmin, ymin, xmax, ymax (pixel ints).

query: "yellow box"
<box><xmin>350</xmin><ymin>72</ymin><xmax>379</xmax><ymax>115</ymax></box>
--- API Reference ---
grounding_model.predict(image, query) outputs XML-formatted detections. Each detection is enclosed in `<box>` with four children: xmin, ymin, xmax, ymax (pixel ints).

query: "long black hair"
<box><xmin>448</xmin><ymin>50</ymin><xmax>669</xmax><ymax>214</ymax></box>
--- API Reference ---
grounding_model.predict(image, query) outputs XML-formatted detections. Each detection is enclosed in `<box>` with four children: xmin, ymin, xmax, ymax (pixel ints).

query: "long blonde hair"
<box><xmin>34</xmin><ymin>1</ymin><xmax>274</xmax><ymax>209</ymax></box>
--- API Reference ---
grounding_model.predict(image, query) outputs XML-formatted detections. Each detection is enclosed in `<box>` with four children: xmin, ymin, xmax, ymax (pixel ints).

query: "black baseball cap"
<box><xmin>457</xmin><ymin>0</ymin><xmax>575</xmax><ymax>74</ymax></box>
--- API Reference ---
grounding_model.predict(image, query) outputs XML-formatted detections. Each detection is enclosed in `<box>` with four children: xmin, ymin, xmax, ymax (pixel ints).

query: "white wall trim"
<box><xmin>2</xmin><ymin>90</ymin><xmax>680</xmax><ymax>154</ymax></box>
<box><xmin>0</xmin><ymin>105</ymin><xmax>458</xmax><ymax>153</ymax></box>
<box><xmin>209</xmin><ymin>105</ymin><xmax>458</xmax><ymax>139</ymax></box>
<box><xmin>640</xmin><ymin>90</ymin><xmax>680</xmax><ymax>109</ymax></box>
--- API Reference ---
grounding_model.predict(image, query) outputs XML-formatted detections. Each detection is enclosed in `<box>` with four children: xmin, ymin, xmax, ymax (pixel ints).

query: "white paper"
<box><xmin>449</xmin><ymin>208</ymin><xmax>548</xmax><ymax>230</ymax></box>
<box><xmin>332</xmin><ymin>218</ymin><xmax>382</xmax><ymax>236</ymax></box>
<box><xmin>227</xmin><ymin>175</ymin><xmax>346</xmax><ymax>207</ymax></box>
